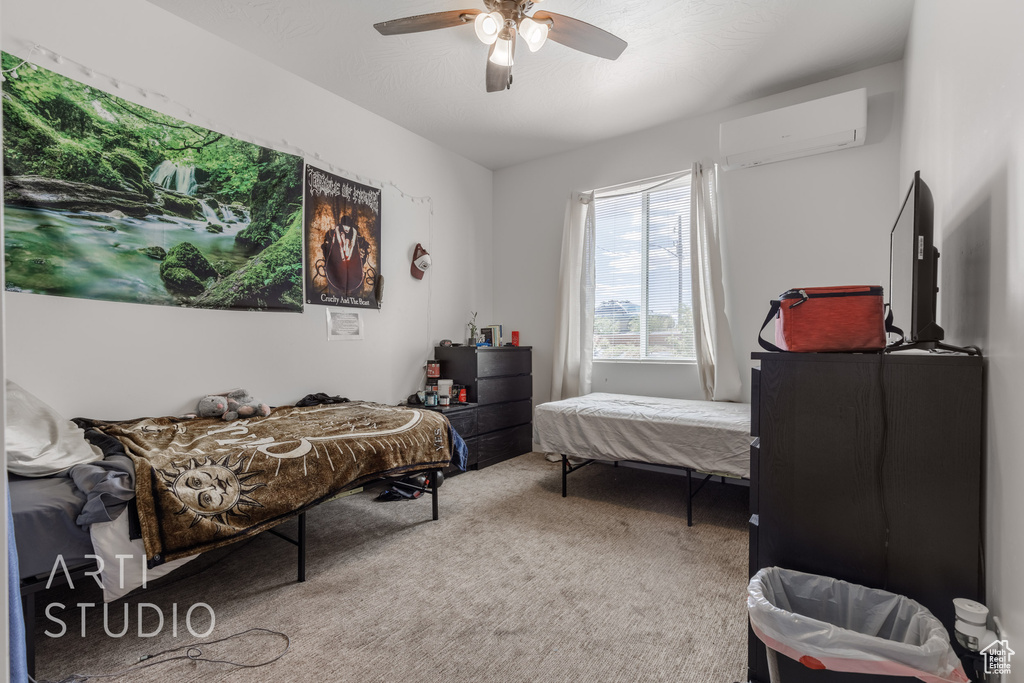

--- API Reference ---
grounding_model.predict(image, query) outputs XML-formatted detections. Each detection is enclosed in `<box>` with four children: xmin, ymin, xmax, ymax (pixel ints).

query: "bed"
<box><xmin>8</xmin><ymin>383</ymin><xmax>467</xmax><ymax>678</ymax></box>
<box><xmin>534</xmin><ymin>392</ymin><xmax>751</xmax><ymax>524</ymax></box>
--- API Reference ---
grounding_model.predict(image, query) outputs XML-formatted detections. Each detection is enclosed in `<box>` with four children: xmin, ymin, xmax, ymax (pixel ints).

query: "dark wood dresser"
<box><xmin>748</xmin><ymin>351</ymin><xmax>983</xmax><ymax>683</ymax></box>
<box><xmin>434</xmin><ymin>345</ymin><xmax>533</xmax><ymax>469</ymax></box>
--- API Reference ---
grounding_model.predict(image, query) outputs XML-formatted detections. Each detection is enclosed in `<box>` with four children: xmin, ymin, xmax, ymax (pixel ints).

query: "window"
<box><xmin>592</xmin><ymin>173</ymin><xmax>694</xmax><ymax>361</ymax></box>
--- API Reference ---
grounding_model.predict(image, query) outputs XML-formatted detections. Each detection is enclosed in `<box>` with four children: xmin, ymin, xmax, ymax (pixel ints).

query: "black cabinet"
<box><xmin>748</xmin><ymin>352</ymin><xmax>983</xmax><ymax>683</ymax></box>
<box><xmin>434</xmin><ymin>346</ymin><xmax>533</xmax><ymax>469</ymax></box>
<box><xmin>420</xmin><ymin>403</ymin><xmax>477</xmax><ymax>476</ymax></box>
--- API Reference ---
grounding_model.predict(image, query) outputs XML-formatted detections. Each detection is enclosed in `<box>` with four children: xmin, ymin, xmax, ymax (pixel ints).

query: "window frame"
<box><xmin>590</xmin><ymin>171</ymin><xmax>696</xmax><ymax>364</ymax></box>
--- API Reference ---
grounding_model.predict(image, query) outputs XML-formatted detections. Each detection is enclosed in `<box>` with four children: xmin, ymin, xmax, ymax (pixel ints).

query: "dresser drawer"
<box><xmin>475</xmin><ymin>400</ymin><xmax>531</xmax><ymax>434</ymax></box>
<box><xmin>445</xmin><ymin>437</ymin><xmax>478</xmax><ymax>475</ymax></box>
<box><xmin>463</xmin><ymin>437</ymin><xmax>479</xmax><ymax>470</ymax></box>
<box><xmin>472</xmin><ymin>423</ymin><xmax>533</xmax><ymax>469</ymax></box>
<box><xmin>478</xmin><ymin>348</ymin><xmax>532</xmax><ymax>378</ymax></box>
<box><xmin>475</xmin><ymin>375</ymin><xmax>532</xmax><ymax>404</ymax></box>
<box><xmin>446</xmin><ymin>409</ymin><xmax>478</xmax><ymax>439</ymax></box>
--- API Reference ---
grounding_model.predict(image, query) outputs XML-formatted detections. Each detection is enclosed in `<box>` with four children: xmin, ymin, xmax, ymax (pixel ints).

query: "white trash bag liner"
<box><xmin>747</xmin><ymin>567</ymin><xmax>968</xmax><ymax>683</ymax></box>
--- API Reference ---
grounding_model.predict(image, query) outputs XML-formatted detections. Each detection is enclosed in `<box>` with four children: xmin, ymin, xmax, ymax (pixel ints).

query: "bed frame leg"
<box><xmin>431</xmin><ymin>470</ymin><xmax>439</xmax><ymax>521</ymax></box>
<box><xmin>561</xmin><ymin>454</ymin><xmax>568</xmax><ymax>497</ymax></box>
<box><xmin>23</xmin><ymin>591</ymin><xmax>35</xmax><ymax>680</ymax></box>
<box><xmin>298</xmin><ymin>512</ymin><xmax>306</xmax><ymax>583</ymax></box>
<box><xmin>686</xmin><ymin>468</ymin><xmax>693</xmax><ymax>527</ymax></box>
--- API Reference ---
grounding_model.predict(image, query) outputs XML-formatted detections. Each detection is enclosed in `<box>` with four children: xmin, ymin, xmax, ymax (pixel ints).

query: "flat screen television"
<box><xmin>888</xmin><ymin>170</ymin><xmax>944</xmax><ymax>347</ymax></box>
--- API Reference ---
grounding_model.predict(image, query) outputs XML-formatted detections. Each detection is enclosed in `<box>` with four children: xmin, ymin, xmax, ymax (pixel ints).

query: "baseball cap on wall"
<box><xmin>411</xmin><ymin>243</ymin><xmax>431</xmax><ymax>279</ymax></box>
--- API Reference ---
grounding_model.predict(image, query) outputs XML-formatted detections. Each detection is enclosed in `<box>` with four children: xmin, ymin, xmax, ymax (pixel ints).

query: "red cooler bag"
<box><xmin>758</xmin><ymin>286</ymin><xmax>887</xmax><ymax>353</ymax></box>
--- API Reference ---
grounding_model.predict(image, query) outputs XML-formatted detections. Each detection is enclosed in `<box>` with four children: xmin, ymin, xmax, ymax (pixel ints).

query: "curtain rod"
<box><xmin>592</xmin><ymin>170</ymin><xmax>691</xmax><ymax>200</ymax></box>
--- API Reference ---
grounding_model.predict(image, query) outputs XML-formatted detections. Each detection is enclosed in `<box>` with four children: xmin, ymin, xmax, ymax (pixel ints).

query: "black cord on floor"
<box><xmin>27</xmin><ymin>627</ymin><xmax>290</xmax><ymax>683</ymax></box>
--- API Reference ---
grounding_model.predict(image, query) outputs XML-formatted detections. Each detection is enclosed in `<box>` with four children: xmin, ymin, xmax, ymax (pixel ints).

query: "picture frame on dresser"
<box><xmin>480</xmin><ymin>327</ymin><xmax>494</xmax><ymax>347</ymax></box>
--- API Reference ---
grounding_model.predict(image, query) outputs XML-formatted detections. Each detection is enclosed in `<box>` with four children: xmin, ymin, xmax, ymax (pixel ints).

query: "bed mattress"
<box><xmin>10</xmin><ymin>474</ymin><xmax>94</xmax><ymax>579</ymax></box>
<box><xmin>534</xmin><ymin>392</ymin><xmax>751</xmax><ymax>479</ymax></box>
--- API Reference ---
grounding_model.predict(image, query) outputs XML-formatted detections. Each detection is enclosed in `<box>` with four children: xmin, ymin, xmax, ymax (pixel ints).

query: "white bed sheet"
<box><xmin>91</xmin><ymin>513</ymin><xmax>196</xmax><ymax>602</ymax></box>
<box><xmin>534</xmin><ymin>392</ymin><xmax>751</xmax><ymax>479</ymax></box>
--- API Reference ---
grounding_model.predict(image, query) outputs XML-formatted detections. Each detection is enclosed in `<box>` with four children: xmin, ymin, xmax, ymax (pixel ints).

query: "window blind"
<box><xmin>592</xmin><ymin>173</ymin><xmax>694</xmax><ymax>361</ymax></box>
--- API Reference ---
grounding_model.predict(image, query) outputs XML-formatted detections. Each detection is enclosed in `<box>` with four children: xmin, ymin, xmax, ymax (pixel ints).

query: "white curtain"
<box><xmin>690</xmin><ymin>162</ymin><xmax>742</xmax><ymax>402</ymax></box>
<box><xmin>550</xmin><ymin>192</ymin><xmax>595</xmax><ymax>401</ymax></box>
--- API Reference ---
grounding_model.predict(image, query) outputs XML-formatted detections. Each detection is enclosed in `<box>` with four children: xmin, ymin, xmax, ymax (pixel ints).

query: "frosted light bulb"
<box><xmin>519</xmin><ymin>17</ymin><xmax>549</xmax><ymax>52</ymax></box>
<box><xmin>474</xmin><ymin>11</ymin><xmax>503</xmax><ymax>45</ymax></box>
<box><xmin>489</xmin><ymin>31</ymin><xmax>515</xmax><ymax>67</ymax></box>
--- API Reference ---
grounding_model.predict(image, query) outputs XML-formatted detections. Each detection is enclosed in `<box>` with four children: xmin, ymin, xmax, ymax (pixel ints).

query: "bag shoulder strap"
<box><xmin>757</xmin><ymin>300</ymin><xmax>784</xmax><ymax>353</ymax></box>
<box><xmin>884</xmin><ymin>304</ymin><xmax>905</xmax><ymax>349</ymax></box>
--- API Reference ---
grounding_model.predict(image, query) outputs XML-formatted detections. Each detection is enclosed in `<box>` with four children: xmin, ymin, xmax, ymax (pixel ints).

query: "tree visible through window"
<box><xmin>592</xmin><ymin>173</ymin><xmax>695</xmax><ymax>361</ymax></box>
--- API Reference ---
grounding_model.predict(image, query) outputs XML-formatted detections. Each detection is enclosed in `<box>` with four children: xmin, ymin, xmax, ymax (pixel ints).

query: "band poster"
<box><xmin>303</xmin><ymin>165</ymin><xmax>382</xmax><ymax>309</ymax></box>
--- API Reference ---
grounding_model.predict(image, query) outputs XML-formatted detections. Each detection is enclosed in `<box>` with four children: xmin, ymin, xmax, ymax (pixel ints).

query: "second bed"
<box><xmin>534</xmin><ymin>392</ymin><xmax>751</xmax><ymax>524</ymax></box>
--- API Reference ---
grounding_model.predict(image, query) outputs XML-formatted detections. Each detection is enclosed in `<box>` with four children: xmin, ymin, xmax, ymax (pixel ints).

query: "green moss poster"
<box><xmin>1</xmin><ymin>52</ymin><xmax>304</xmax><ymax>312</ymax></box>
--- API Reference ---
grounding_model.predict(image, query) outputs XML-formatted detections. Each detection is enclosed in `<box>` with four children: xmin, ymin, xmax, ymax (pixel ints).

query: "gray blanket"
<box><xmin>68</xmin><ymin>454</ymin><xmax>135</xmax><ymax>528</ymax></box>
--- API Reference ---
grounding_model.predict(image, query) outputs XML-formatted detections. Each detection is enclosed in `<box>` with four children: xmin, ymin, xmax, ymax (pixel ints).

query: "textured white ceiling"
<box><xmin>145</xmin><ymin>0</ymin><xmax>913</xmax><ymax>170</ymax></box>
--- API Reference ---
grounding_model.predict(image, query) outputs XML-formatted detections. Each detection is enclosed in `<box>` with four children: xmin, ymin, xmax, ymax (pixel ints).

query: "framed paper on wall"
<box><xmin>326</xmin><ymin>309</ymin><xmax>364</xmax><ymax>341</ymax></box>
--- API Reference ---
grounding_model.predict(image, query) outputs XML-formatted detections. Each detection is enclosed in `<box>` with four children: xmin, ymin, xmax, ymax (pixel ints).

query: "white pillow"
<box><xmin>6</xmin><ymin>380</ymin><xmax>103</xmax><ymax>476</ymax></box>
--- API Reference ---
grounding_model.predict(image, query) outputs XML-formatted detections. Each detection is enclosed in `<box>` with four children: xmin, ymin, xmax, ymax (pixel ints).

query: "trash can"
<box><xmin>747</xmin><ymin>567</ymin><xmax>968</xmax><ymax>683</ymax></box>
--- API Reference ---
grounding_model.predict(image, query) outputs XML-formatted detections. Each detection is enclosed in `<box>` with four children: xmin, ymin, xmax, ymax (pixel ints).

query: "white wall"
<box><xmin>0</xmin><ymin>0</ymin><xmax>494</xmax><ymax>419</ymax></box>
<box><xmin>493</xmin><ymin>62</ymin><xmax>903</xmax><ymax>406</ymax></box>
<box><xmin>901</xmin><ymin>0</ymin><xmax>1024</xmax><ymax>672</ymax></box>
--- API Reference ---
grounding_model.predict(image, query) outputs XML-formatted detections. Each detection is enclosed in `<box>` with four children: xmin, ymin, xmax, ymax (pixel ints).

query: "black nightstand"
<box><xmin>414</xmin><ymin>402</ymin><xmax>477</xmax><ymax>475</ymax></box>
<box><xmin>433</xmin><ymin>345</ymin><xmax>533</xmax><ymax>469</ymax></box>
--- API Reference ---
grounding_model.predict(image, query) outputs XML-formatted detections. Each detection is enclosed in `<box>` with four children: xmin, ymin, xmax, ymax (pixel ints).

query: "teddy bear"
<box><xmin>190</xmin><ymin>389</ymin><xmax>270</xmax><ymax>421</ymax></box>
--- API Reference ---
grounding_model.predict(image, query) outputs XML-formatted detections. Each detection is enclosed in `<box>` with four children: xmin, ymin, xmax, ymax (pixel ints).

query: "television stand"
<box><xmin>886</xmin><ymin>340</ymin><xmax>982</xmax><ymax>356</ymax></box>
<box><xmin>748</xmin><ymin>351</ymin><xmax>984</xmax><ymax>683</ymax></box>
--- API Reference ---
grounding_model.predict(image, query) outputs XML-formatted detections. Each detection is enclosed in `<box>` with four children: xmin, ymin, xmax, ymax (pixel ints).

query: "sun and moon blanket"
<box><xmin>76</xmin><ymin>402</ymin><xmax>453</xmax><ymax>564</ymax></box>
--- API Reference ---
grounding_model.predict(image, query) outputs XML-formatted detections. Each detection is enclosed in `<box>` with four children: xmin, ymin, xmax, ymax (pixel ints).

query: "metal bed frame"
<box><xmin>19</xmin><ymin>468</ymin><xmax>442</xmax><ymax>680</ymax></box>
<box><xmin>560</xmin><ymin>454</ymin><xmax>732</xmax><ymax>527</ymax></box>
<box><xmin>267</xmin><ymin>468</ymin><xmax>442</xmax><ymax>583</ymax></box>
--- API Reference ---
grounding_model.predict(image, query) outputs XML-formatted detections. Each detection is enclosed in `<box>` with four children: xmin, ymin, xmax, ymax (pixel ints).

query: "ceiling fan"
<box><xmin>374</xmin><ymin>1</ymin><xmax>627</xmax><ymax>92</ymax></box>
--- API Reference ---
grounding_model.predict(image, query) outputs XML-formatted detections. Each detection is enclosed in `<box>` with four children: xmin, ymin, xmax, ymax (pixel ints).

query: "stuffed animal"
<box><xmin>222</xmin><ymin>388</ymin><xmax>271</xmax><ymax>421</ymax></box>
<box><xmin>188</xmin><ymin>389</ymin><xmax>271</xmax><ymax>421</ymax></box>
<box><xmin>194</xmin><ymin>394</ymin><xmax>229</xmax><ymax>419</ymax></box>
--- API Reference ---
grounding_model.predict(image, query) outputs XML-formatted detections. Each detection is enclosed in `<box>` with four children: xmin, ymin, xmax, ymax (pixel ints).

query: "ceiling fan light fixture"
<box><xmin>518</xmin><ymin>16</ymin><xmax>549</xmax><ymax>52</ymax></box>
<box><xmin>488</xmin><ymin>27</ymin><xmax>516</xmax><ymax>67</ymax></box>
<box><xmin>374</xmin><ymin>4</ymin><xmax>627</xmax><ymax>93</ymax></box>
<box><xmin>474</xmin><ymin>11</ymin><xmax>503</xmax><ymax>45</ymax></box>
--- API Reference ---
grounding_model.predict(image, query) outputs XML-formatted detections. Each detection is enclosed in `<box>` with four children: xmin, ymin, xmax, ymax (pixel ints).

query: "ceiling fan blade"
<box><xmin>485</xmin><ymin>58</ymin><xmax>511</xmax><ymax>93</ymax></box>
<box><xmin>374</xmin><ymin>9</ymin><xmax>481</xmax><ymax>36</ymax></box>
<box><xmin>532</xmin><ymin>11</ymin><xmax>627</xmax><ymax>60</ymax></box>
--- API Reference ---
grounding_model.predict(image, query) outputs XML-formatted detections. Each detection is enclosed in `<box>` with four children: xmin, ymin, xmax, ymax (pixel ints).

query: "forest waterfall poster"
<box><xmin>1</xmin><ymin>52</ymin><xmax>304</xmax><ymax>312</ymax></box>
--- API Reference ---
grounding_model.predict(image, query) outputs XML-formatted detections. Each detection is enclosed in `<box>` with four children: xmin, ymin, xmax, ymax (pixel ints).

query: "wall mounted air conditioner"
<box><xmin>719</xmin><ymin>88</ymin><xmax>867</xmax><ymax>170</ymax></box>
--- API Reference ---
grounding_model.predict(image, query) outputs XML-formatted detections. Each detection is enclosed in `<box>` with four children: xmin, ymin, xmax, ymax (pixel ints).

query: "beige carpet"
<box><xmin>32</xmin><ymin>453</ymin><xmax>750</xmax><ymax>683</ymax></box>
